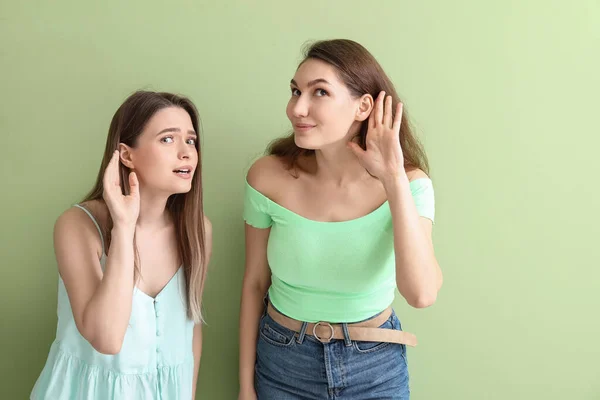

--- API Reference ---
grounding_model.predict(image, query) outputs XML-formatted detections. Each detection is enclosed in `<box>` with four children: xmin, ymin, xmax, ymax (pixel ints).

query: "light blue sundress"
<box><xmin>31</xmin><ymin>204</ymin><xmax>195</xmax><ymax>399</ymax></box>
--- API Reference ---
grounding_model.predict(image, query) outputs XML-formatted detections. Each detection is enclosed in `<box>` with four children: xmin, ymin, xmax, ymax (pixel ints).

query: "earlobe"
<box><xmin>355</xmin><ymin>94</ymin><xmax>374</xmax><ymax>122</ymax></box>
<box><xmin>118</xmin><ymin>143</ymin><xmax>135</xmax><ymax>169</ymax></box>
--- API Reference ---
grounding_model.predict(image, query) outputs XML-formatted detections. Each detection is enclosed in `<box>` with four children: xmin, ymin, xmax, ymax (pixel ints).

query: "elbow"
<box><xmin>80</xmin><ymin>322</ymin><xmax>125</xmax><ymax>355</ymax></box>
<box><xmin>407</xmin><ymin>292</ymin><xmax>438</xmax><ymax>309</ymax></box>
<box><xmin>90</xmin><ymin>336</ymin><xmax>124</xmax><ymax>355</ymax></box>
<box><xmin>79</xmin><ymin>310</ymin><xmax>126</xmax><ymax>355</ymax></box>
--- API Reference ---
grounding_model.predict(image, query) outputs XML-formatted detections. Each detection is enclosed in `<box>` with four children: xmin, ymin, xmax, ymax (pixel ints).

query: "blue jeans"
<box><xmin>254</xmin><ymin>306</ymin><xmax>410</xmax><ymax>399</ymax></box>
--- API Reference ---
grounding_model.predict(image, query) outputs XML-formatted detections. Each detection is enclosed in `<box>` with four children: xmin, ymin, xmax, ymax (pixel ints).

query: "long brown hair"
<box><xmin>269</xmin><ymin>39</ymin><xmax>429</xmax><ymax>175</ymax></box>
<box><xmin>83</xmin><ymin>90</ymin><xmax>207</xmax><ymax>323</ymax></box>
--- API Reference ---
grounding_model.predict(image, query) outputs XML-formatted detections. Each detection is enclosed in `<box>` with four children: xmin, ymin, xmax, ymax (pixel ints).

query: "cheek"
<box><xmin>334</xmin><ymin>102</ymin><xmax>358</xmax><ymax>127</ymax></box>
<box><xmin>285</xmin><ymin>100</ymin><xmax>294</xmax><ymax>120</ymax></box>
<box><xmin>132</xmin><ymin>146</ymin><xmax>167</xmax><ymax>173</ymax></box>
<box><xmin>190</xmin><ymin>149</ymin><xmax>199</xmax><ymax>167</ymax></box>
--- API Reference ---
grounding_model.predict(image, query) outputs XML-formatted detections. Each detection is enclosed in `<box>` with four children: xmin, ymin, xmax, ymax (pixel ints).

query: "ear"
<box><xmin>118</xmin><ymin>143</ymin><xmax>135</xmax><ymax>169</ymax></box>
<box><xmin>355</xmin><ymin>94</ymin><xmax>374</xmax><ymax>122</ymax></box>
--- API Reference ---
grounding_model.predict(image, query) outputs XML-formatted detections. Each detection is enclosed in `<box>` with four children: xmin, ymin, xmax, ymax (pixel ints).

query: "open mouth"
<box><xmin>173</xmin><ymin>168</ymin><xmax>192</xmax><ymax>178</ymax></box>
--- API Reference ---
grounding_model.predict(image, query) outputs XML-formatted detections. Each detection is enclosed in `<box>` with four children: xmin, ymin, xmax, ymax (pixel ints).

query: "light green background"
<box><xmin>1</xmin><ymin>1</ymin><xmax>599</xmax><ymax>399</ymax></box>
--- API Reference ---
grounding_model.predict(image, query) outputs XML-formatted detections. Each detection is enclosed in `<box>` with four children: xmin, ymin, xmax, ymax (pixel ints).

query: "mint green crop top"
<box><xmin>243</xmin><ymin>178</ymin><xmax>435</xmax><ymax>323</ymax></box>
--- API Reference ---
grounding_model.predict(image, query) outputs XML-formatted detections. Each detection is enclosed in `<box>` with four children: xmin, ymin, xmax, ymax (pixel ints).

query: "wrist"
<box><xmin>112</xmin><ymin>223</ymin><xmax>136</xmax><ymax>237</ymax></box>
<box><xmin>239</xmin><ymin>375</ymin><xmax>255</xmax><ymax>391</ymax></box>
<box><xmin>381</xmin><ymin>170</ymin><xmax>409</xmax><ymax>190</ymax></box>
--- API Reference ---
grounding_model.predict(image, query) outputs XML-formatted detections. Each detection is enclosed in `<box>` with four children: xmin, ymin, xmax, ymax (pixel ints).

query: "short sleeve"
<box><xmin>410</xmin><ymin>178</ymin><xmax>435</xmax><ymax>223</ymax></box>
<box><xmin>243</xmin><ymin>180</ymin><xmax>273</xmax><ymax>229</ymax></box>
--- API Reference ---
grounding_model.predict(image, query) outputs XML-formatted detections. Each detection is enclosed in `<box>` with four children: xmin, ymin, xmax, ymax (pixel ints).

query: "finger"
<box><xmin>375</xmin><ymin>91</ymin><xmax>385</xmax><ymax>127</ymax></box>
<box><xmin>128</xmin><ymin>172</ymin><xmax>139</xmax><ymax>197</ymax></box>
<box><xmin>392</xmin><ymin>102</ymin><xmax>403</xmax><ymax>133</ymax></box>
<box><xmin>110</xmin><ymin>151</ymin><xmax>121</xmax><ymax>188</ymax></box>
<box><xmin>384</xmin><ymin>95</ymin><xmax>393</xmax><ymax>128</ymax></box>
<box><xmin>103</xmin><ymin>150</ymin><xmax>119</xmax><ymax>189</ymax></box>
<box><xmin>368</xmin><ymin>97</ymin><xmax>376</xmax><ymax>130</ymax></box>
<box><xmin>347</xmin><ymin>142</ymin><xmax>366</xmax><ymax>161</ymax></box>
<box><xmin>370</xmin><ymin>91</ymin><xmax>385</xmax><ymax>129</ymax></box>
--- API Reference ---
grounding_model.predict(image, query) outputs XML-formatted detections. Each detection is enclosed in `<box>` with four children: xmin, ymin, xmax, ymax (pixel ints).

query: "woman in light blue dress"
<box><xmin>31</xmin><ymin>90</ymin><xmax>213</xmax><ymax>400</ymax></box>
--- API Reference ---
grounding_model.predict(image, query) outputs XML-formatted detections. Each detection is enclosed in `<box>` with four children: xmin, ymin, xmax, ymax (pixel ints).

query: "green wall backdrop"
<box><xmin>1</xmin><ymin>1</ymin><xmax>599</xmax><ymax>399</ymax></box>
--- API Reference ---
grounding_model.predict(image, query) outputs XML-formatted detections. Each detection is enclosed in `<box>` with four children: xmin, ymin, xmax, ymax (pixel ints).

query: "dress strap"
<box><xmin>73</xmin><ymin>204</ymin><xmax>106</xmax><ymax>256</ymax></box>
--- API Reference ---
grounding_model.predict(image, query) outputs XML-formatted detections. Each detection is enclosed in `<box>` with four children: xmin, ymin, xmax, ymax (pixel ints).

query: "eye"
<box><xmin>186</xmin><ymin>138</ymin><xmax>196</xmax><ymax>145</ymax></box>
<box><xmin>315</xmin><ymin>88</ymin><xmax>328</xmax><ymax>97</ymax></box>
<box><xmin>160</xmin><ymin>136</ymin><xmax>174</xmax><ymax>143</ymax></box>
<box><xmin>291</xmin><ymin>88</ymin><xmax>301</xmax><ymax>96</ymax></box>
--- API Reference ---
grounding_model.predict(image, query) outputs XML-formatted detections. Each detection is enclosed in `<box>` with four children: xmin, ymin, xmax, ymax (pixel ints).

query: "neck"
<box><xmin>136</xmin><ymin>188</ymin><xmax>172</xmax><ymax>230</ymax></box>
<box><xmin>313</xmin><ymin>138</ymin><xmax>369</xmax><ymax>186</ymax></box>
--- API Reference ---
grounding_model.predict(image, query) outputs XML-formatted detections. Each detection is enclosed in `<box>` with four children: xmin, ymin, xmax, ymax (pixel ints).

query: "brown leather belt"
<box><xmin>266</xmin><ymin>303</ymin><xmax>418</xmax><ymax>347</ymax></box>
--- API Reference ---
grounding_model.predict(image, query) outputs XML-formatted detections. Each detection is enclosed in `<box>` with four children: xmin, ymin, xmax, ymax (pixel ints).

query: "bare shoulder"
<box><xmin>246</xmin><ymin>155</ymin><xmax>291</xmax><ymax>196</ymax></box>
<box><xmin>406</xmin><ymin>168</ymin><xmax>430</xmax><ymax>182</ymax></box>
<box><xmin>55</xmin><ymin>201</ymin><xmax>103</xmax><ymax>234</ymax></box>
<box><xmin>54</xmin><ymin>201</ymin><xmax>105</xmax><ymax>261</ymax></box>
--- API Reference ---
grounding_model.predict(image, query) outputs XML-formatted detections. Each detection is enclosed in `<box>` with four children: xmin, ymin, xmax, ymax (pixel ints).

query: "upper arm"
<box><xmin>409</xmin><ymin>169</ymin><xmax>441</xmax><ymax>285</ymax></box>
<box><xmin>244</xmin><ymin>224</ymin><xmax>271</xmax><ymax>293</ymax></box>
<box><xmin>408</xmin><ymin>168</ymin><xmax>435</xmax><ymax>225</ymax></box>
<box><xmin>419</xmin><ymin>217</ymin><xmax>433</xmax><ymax>242</ymax></box>
<box><xmin>243</xmin><ymin>156</ymin><xmax>280</xmax><ymax>291</ymax></box>
<box><xmin>203</xmin><ymin>215</ymin><xmax>213</xmax><ymax>269</ymax></box>
<box><xmin>193</xmin><ymin>323</ymin><xmax>203</xmax><ymax>357</ymax></box>
<box><xmin>54</xmin><ymin>207</ymin><xmax>105</xmax><ymax>336</ymax></box>
<box><xmin>192</xmin><ymin>323</ymin><xmax>203</xmax><ymax>398</ymax></box>
<box><xmin>408</xmin><ymin>168</ymin><xmax>436</xmax><ymax>240</ymax></box>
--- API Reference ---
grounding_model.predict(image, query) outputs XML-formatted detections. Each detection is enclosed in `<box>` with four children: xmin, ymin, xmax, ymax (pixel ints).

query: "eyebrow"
<box><xmin>290</xmin><ymin>78</ymin><xmax>331</xmax><ymax>87</ymax></box>
<box><xmin>156</xmin><ymin>127</ymin><xmax>197</xmax><ymax>136</ymax></box>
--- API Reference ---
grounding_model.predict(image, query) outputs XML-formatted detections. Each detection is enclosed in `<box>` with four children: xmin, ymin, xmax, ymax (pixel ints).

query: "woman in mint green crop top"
<box><xmin>31</xmin><ymin>91</ymin><xmax>212</xmax><ymax>400</ymax></box>
<box><xmin>239</xmin><ymin>40</ymin><xmax>442</xmax><ymax>399</ymax></box>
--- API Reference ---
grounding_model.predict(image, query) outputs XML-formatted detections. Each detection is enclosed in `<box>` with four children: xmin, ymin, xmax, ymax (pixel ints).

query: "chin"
<box><xmin>294</xmin><ymin>135</ymin><xmax>322</xmax><ymax>150</ymax></box>
<box><xmin>168</xmin><ymin>182</ymin><xmax>193</xmax><ymax>195</ymax></box>
<box><xmin>177</xmin><ymin>185</ymin><xmax>193</xmax><ymax>194</ymax></box>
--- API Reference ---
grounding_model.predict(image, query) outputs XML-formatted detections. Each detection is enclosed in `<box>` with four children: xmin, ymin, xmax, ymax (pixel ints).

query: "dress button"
<box><xmin>157</xmin><ymin>330</ymin><xmax>161</xmax><ymax>336</ymax></box>
<box><xmin>156</xmin><ymin>310</ymin><xmax>161</xmax><ymax>317</ymax></box>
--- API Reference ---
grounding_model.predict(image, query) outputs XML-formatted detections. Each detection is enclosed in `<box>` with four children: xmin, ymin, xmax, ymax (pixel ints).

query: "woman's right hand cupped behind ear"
<box><xmin>102</xmin><ymin>150</ymin><xmax>140</xmax><ymax>228</ymax></box>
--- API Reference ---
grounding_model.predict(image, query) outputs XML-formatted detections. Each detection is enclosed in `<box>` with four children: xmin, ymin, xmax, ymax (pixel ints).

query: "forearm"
<box><xmin>384</xmin><ymin>175</ymin><xmax>440</xmax><ymax>308</ymax></box>
<box><xmin>239</xmin><ymin>282</ymin><xmax>267</xmax><ymax>391</ymax></box>
<box><xmin>83</xmin><ymin>225</ymin><xmax>136</xmax><ymax>353</ymax></box>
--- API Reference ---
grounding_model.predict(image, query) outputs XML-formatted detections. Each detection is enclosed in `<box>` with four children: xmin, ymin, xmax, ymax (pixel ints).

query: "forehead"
<box><xmin>293</xmin><ymin>58</ymin><xmax>342</xmax><ymax>86</ymax></box>
<box><xmin>145</xmin><ymin>107</ymin><xmax>194</xmax><ymax>132</ymax></box>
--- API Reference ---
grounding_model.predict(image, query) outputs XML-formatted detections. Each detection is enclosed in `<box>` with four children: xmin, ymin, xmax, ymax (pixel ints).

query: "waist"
<box><xmin>266</xmin><ymin>302</ymin><xmax>418</xmax><ymax>347</ymax></box>
<box><xmin>268</xmin><ymin>277</ymin><xmax>396</xmax><ymax>323</ymax></box>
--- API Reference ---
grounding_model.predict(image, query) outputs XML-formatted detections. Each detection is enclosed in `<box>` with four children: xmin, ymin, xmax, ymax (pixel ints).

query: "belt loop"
<box><xmin>296</xmin><ymin>322</ymin><xmax>308</xmax><ymax>344</ymax></box>
<box><xmin>342</xmin><ymin>323</ymin><xmax>352</xmax><ymax>346</ymax></box>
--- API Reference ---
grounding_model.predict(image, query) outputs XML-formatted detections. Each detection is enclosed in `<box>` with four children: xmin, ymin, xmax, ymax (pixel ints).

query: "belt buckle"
<box><xmin>312</xmin><ymin>321</ymin><xmax>335</xmax><ymax>343</ymax></box>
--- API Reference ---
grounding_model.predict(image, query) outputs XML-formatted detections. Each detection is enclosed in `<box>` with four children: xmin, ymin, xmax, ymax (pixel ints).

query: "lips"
<box><xmin>294</xmin><ymin>123</ymin><xmax>316</xmax><ymax>132</ymax></box>
<box><xmin>173</xmin><ymin>165</ymin><xmax>194</xmax><ymax>179</ymax></box>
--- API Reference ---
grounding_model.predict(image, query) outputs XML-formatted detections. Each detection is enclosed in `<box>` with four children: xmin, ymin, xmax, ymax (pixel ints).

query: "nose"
<box><xmin>178</xmin><ymin>140</ymin><xmax>192</xmax><ymax>160</ymax></box>
<box><xmin>291</xmin><ymin>95</ymin><xmax>309</xmax><ymax>118</ymax></box>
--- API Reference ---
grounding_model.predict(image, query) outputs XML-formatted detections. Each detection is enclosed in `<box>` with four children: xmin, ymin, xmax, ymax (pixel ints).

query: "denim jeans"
<box><xmin>254</xmin><ymin>305</ymin><xmax>410</xmax><ymax>399</ymax></box>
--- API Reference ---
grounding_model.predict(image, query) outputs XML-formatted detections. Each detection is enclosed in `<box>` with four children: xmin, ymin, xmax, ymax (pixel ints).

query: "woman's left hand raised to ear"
<box><xmin>348</xmin><ymin>91</ymin><xmax>406</xmax><ymax>186</ymax></box>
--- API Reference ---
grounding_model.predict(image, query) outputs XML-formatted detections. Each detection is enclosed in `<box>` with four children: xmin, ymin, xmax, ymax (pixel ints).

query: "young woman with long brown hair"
<box><xmin>239</xmin><ymin>39</ymin><xmax>442</xmax><ymax>399</ymax></box>
<box><xmin>31</xmin><ymin>91</ymin><xmax>212</xmax><ymax>399</ymax></box>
